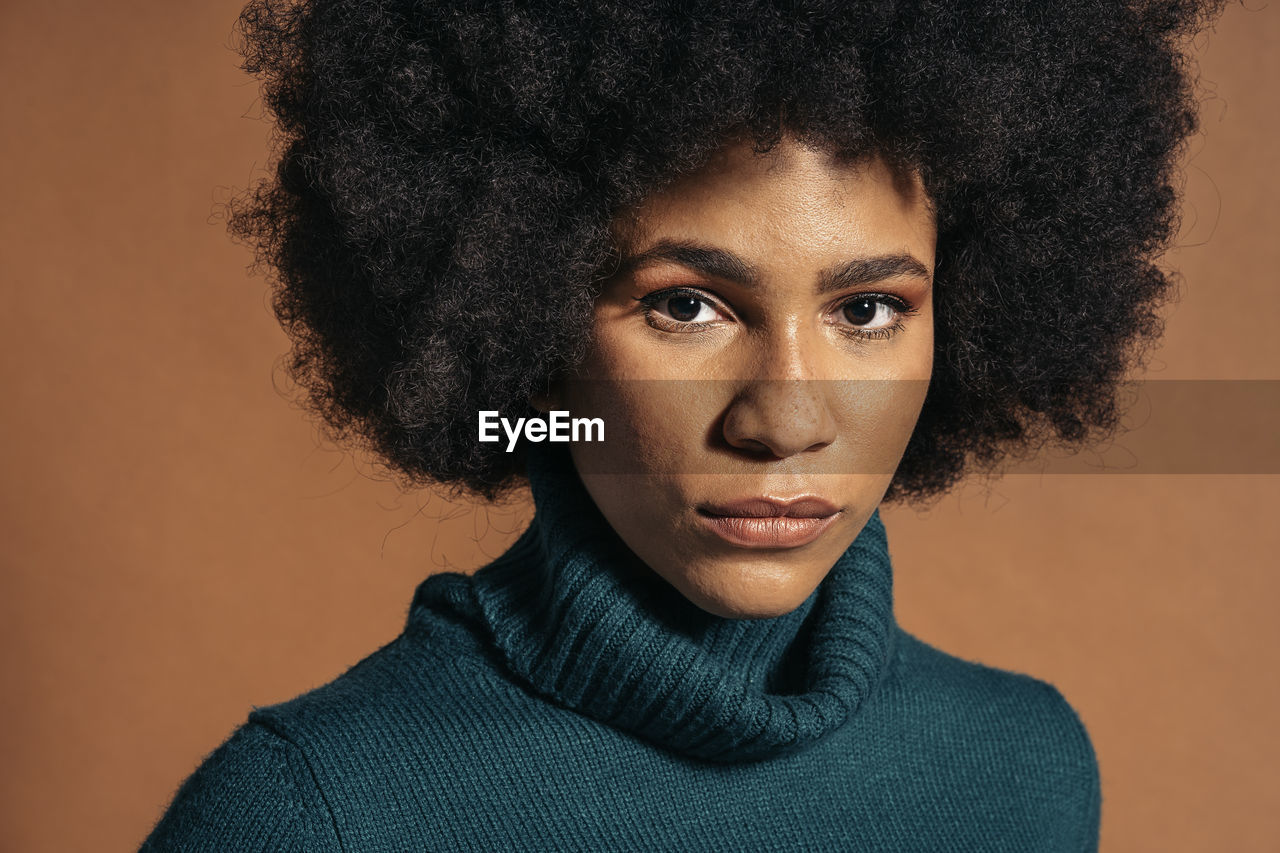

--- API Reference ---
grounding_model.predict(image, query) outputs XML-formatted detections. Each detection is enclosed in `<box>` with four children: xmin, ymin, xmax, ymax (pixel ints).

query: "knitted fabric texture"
<box><xmin>140</xmin><ymin>452</ymin><xmax>1101</xmax><ymax>851</ymax></box>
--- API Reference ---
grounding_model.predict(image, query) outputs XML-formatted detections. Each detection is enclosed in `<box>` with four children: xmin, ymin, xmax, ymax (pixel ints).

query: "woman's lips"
<box><xmin>696</xmin><ymin>497</ymin><xmax>842</xmax><ymax>548</ymax></box>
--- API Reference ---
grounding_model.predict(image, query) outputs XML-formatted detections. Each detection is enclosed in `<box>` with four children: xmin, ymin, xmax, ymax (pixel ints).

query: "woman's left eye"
<box><xmin>833</xmin><ymin>295</ymin><xmax>909</xmax><ymax>335</ymax></box>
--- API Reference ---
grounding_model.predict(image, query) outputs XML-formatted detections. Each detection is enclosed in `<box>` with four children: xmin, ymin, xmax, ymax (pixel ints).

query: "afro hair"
<box><xmin>230</xmin><ymin>0</ymin><xmax>1224</xmax><ymax>500</ymax></box>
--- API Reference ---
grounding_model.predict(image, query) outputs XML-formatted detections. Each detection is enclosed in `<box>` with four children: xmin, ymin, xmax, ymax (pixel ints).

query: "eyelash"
<box><xmin>635</xmin><ymin>288</ymin><xmax>725</xmax><ymax>332</ymax></box>
<box><xmin>635</xmin><ymin>287</ymin><xmax>918</xmax><ymax>341</ymax></box>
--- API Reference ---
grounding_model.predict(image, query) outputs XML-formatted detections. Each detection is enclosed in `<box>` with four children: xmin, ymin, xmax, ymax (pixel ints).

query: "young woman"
<box><xmin>143</xmin><ymin>0</ymin><xmax>1221</xmax><ymax>849</ymax></box>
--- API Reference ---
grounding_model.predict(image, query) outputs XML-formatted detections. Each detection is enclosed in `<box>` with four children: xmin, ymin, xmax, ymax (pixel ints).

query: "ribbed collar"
<box><xmin>466</xmin><ymin>448</ymin><xmax>896</xmax><ymax>763</ymax></box>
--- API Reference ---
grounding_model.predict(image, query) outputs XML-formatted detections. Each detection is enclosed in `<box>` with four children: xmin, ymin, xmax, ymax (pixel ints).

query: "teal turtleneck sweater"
<box><xmin>140</xmin><ymin>452</ymin><xmax>1101</xmax><ymax>851</ymax></box>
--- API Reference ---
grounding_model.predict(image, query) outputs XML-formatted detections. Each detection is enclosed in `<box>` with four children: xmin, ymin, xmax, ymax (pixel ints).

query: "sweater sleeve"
<box><xmin>139</xmin><ymin>721</ymin><xmax>341</xmax><ymax>852</ymax></box>
<box><xmin>1039</xmin><ymin>681</ymin><xmax>1102</xmax><ymax>853</ymax></box>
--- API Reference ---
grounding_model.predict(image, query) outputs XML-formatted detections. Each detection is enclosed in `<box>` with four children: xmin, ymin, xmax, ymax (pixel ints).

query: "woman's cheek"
<box><xmin>562</xmin><ymin>376</ymin><xmax>718</xmax><ymax>475</ymax></box>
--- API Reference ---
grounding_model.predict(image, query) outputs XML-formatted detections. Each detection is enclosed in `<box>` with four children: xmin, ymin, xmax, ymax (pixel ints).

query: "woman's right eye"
<box><xmin>659</xmin><ymin>294</ymin><xmax>717</xmax><ymax>323</ymax></box>
<box><xmin>638</xmin><ymin>289</ymin><xmax>727</xmax><ymax>330</ymax></box>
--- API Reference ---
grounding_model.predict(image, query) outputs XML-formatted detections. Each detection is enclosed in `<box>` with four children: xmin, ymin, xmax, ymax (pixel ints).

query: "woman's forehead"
<box><xmin>615</xmin><ymin>138</ymin><xmax>936</xmax><ymax>274</ymax></box>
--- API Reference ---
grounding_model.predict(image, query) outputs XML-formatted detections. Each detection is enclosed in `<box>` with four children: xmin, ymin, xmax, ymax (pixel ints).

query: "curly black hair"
<box><xmin>230</xmin><ymin>0</ymin><xmax>1223</xmax><ymax>501</ymax></box>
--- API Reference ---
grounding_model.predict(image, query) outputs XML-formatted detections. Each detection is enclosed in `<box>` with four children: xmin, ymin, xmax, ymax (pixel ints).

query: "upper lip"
<box><xmin>698</xmin><ymin>497</ymin><xmax>841</xmax><ymax>519</ymax></box>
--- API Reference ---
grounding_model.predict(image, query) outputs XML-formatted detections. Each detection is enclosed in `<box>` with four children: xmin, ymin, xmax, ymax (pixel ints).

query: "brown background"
<box><xmin>1</xmin><ymin>2</ymin><xmax>1276</xmax><ymax>850</ymax></box>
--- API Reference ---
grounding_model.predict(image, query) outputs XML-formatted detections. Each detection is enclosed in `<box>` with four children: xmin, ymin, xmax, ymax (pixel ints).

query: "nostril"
<box><xmin>736</xmin><ymin>437</ymin><xmax>780</xmax><ymax>458</ymax></box>
<box><xmin>720</xmin><ymin>381</ymin><xmax>838</xmax><ymax>460</ymax></box>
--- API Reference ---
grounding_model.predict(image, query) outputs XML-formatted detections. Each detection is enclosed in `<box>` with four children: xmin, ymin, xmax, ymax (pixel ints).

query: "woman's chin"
<box><xmin>663</xmin><ymin>558</ymin><xmax>828</xmax><ymax>620</ymax></box>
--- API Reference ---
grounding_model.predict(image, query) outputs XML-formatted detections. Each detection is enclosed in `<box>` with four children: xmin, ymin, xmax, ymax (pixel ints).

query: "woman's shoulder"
<box><xmin>140</xmin><ymin>572</ymin><xmax>511</xmax><ymax>850</ymax></box>
<box><xmin>248</xmin><ymin>571</ymin><xmax>509</xmax><ymax>743</ymax></box>
<box><xmin>873</xmin><ymin>626</ymin><xmax>1101</xmax><ymax>847</ymax></box>
<box><xmin>140</xmin><ymin>719</ymin><xmax>340</xmax><ymax>851</ymax></box>
<box><xmin>886</xmin><ymin>626</ymin><xmax>1097</xmax><ymax>754</ymax></box>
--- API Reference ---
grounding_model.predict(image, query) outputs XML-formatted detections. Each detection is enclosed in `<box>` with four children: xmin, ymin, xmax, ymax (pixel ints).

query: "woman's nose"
<box><xmin>720</xmin><ymin>336</ymin><xmax>839</xmax><ymax>458</ymax></box>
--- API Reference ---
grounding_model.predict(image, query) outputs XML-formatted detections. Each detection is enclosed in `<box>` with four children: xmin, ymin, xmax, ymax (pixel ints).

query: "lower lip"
<box><xmin>696</xmin><ymin>513</ymin><xmax>839</xmax><ymax>549</ymax></box>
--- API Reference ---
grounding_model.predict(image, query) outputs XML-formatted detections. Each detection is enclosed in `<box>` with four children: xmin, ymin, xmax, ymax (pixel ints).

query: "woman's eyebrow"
<box><xmin>818</xmin><ymin>255</ymin><xmax>933</xmax><ymax>293</ymax></box>
<box><xmin>617</xmin><ymin>240</ymin><xmax>760</xmax><ymax>284</ymax></box>
<box><xmin>617</xmin><ymin>238</ymin><xmax>931</xmax><ymax>291</ymax></box>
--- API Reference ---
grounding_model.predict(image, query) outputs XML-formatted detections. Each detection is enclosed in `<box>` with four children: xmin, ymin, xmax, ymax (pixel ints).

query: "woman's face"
<box><xmin>556</xmin><ymin>137</ymin><xmax>935</xmax><ymax>618</ymax></box>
